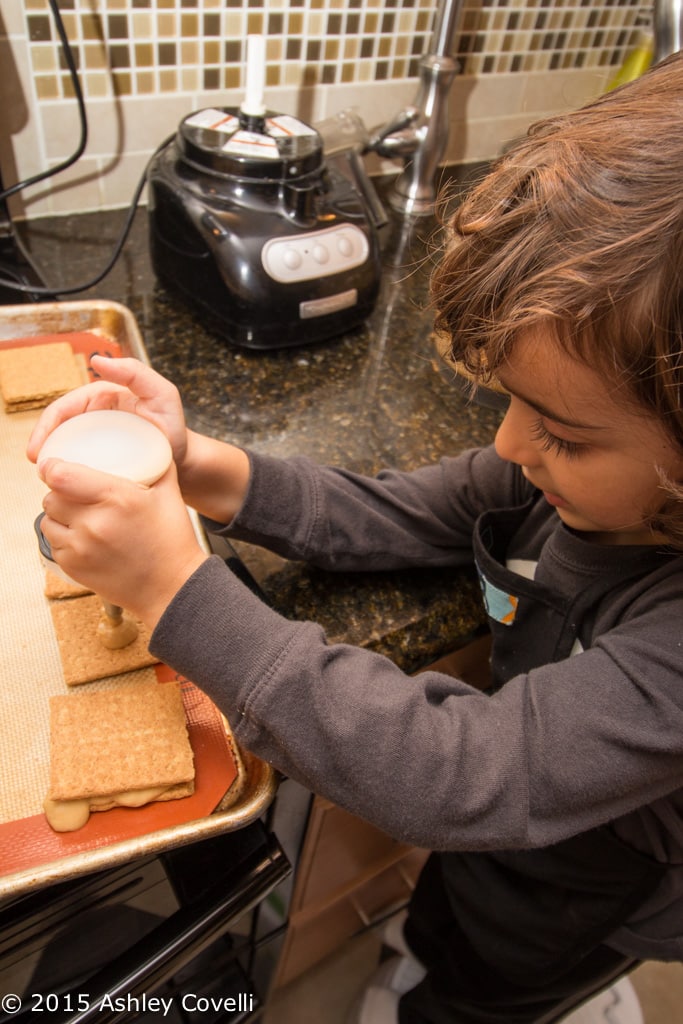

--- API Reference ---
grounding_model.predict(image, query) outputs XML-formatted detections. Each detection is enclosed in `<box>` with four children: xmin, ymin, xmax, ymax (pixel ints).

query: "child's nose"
<box><xmin>494</xmin><ymin>403</ymin><xmax>542</xmax><ymax>468</ymax></box>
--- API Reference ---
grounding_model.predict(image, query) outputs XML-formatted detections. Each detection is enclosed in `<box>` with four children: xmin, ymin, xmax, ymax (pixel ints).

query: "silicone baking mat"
<box><xmin>0</xmin><ymin>327</ymin><xmax>239</xmax><ymax>886</ymax></box>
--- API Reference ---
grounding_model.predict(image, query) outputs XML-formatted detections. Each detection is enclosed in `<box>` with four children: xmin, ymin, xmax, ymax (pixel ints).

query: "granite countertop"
<box><xmin>17</xmin><ymin>166</ymin><xmax>503</xmax><ymax>673</ymax></box>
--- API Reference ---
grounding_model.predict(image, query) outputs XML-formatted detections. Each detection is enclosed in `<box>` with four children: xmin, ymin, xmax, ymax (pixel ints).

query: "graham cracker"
<box><xmin>44</xmin><ymin>569</ymin><xmax>92</xmax><ymax>600</ymax></box>
<box><xmin>50</xmin><ymin>593</ymin><xmax>158</xmax><ymax>686</ymax></box>
<box><xmin>47</xmin><ymin>682</ymin><xmax>195</xmax><ymax>804</ymax></box>
<box><xmin>0</xmin><ymin>342</ymin><xmax>84</xmax><ymax>412</ymax></box>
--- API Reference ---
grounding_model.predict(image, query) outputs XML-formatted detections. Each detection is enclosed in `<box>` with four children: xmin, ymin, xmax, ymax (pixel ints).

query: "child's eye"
<box><xmin>530</xmin><ymin>419</ymin><xmax>585</xmax><ymax>459</ymax></box>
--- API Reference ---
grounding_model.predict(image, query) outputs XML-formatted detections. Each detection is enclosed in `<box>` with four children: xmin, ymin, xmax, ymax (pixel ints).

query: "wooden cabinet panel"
<box><xmin>290</xmin><ymin>798</ymin><xmax>415</xmax><ymax>913</ymax></box>
<box><xmin>272</xmin><ymin>797</ymin><xmax>428</xmax><ymax>988</ymax></box>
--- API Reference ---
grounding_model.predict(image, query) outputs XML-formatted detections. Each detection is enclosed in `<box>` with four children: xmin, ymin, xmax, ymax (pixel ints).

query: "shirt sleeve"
<box><xmin>202</xmin><ymin>445</ymin><xmax>528</xmax><ymax>570</ymax></box>
<box><xmin>150</xmin><ymin>555</ymin><xmax>683</xmax><ymax>853</ymax></box>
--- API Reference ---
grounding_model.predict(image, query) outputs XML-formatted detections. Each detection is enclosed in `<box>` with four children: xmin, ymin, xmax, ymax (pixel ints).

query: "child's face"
<box><xmin>493</xmin><ymin>330</ymin><xmax>683</xmax><ymax>545</ymax></box>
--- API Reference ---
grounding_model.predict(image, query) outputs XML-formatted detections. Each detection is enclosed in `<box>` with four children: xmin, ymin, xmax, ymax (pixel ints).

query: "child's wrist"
<box><xmin>175</xmin><ymin>429</ymin><xmax>213</xmax><ymax>494</ymax></box>
<box><xmin>137</xmin><ymin>549</ymin><xmax>210</xmax><ymax>631</ymax></box>
<box><xmin>176</xmin><ymin>431</ymin><xmax>251</xmax><ymax>524</ymax></box>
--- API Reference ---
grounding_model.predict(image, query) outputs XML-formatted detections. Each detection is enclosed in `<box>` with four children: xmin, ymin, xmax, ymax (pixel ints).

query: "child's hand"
<box><xmin>27</xmin><ymin>356</ymin><xmax>189</xmax><ymax>471</ymax></box>
<box><xmin>29</xmin><ymin>354</ymin><xmax>252</xmax><ymax>527</ymax></box>
<box><xmin>38</xmin><ymin>456</ymin><xmax>208</xmax><ymax>629</ymax></box>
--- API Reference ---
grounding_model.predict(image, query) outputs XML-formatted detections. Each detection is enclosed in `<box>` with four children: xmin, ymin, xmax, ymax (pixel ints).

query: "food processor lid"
<box><xmin>177</xmin><ymin>108</ymin><xmax>324</xmax><ymax>181</ymax></box>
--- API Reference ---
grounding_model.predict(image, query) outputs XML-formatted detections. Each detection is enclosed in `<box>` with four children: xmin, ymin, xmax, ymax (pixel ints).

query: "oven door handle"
<box><xmin>53</xmin><ymin>834</ymin><xmax>288</xmax><ymax>1024</ymax></box>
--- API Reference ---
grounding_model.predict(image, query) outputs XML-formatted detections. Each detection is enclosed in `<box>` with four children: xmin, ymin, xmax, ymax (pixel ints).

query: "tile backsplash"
<box><xmin>2</xmin><ymin>0</ymin><xmax>653</xmax><ymax>218</ymax></box>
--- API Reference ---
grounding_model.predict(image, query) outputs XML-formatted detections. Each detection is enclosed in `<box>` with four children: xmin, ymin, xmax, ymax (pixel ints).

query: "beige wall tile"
<box><xmin>3</xmin><ymin>0</ymin><xmax>655</xmax><ymax>217</ymax></box>
<box><xmin>1</xmin><ymin>4</ymin><xmax>27</xmax><ymax>36</ymax></box>
<box><xmin>521</xmin><ymin>67</ymin><xmax>611</xmax><ymax>115</ymax></box>
<box><xmin>97</xmin><ymin>150</ymin><xmax>151</xmax><ymax>211</ymax></box>
<box><xmin>22</xmin><ymin>156</ymin><xmax>104</xmax><ymax>219</ymax></box>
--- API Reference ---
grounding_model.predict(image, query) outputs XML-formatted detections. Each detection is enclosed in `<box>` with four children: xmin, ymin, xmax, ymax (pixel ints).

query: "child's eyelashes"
<box><xmin>530</xmin><ymin>419</ymin><xmax>585</xmax><ymax>459</ymax></box>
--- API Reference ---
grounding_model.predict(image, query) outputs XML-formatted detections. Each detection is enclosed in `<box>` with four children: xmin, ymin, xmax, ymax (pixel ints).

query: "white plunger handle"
<box><xmin>241</xmin><ymin>34</ymin><xmax>266</xmax><ymax>118</ymax></box>
<box><xmin>37</xmin><ymin>410</ymin><xmax>173</xmax><ymax>486</ymax></box>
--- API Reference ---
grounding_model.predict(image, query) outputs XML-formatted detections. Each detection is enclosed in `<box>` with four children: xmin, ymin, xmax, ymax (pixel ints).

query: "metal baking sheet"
<box><xmin>0</xmin><ymin>301</ymin><xmax>276</xmax><ymax>903</ymax></box>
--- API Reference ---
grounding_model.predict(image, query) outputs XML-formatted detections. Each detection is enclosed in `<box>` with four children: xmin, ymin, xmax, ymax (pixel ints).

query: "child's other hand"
<box><xmin>27</xmin><ymin>356</ymin><xmax>189</xmax><ymax>470</ymax></box>
<box><xmin>38</xmin><ymin>456</ymin><xmax>208</xmax><ymax>630</ymax></box>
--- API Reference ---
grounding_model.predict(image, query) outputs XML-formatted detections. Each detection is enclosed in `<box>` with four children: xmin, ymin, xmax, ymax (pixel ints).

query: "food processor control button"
<box><xmin>283</xmin><ymin>248</ymin><xmax>303</xmax><ymax>270</ymax></box>
<box><xmin>337</xmin><ymin>235</ymin><xmax>354</xmax><ymax>258</ymax></box>
<box><xmin>261</xmin><ymin>224</ymin><xmax>369</xmax><ymax>283</ymax></box>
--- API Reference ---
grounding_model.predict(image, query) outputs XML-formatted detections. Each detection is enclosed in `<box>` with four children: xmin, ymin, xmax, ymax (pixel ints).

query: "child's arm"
<box><xmin>215</xmin><ymin>444</ymin><xmax>524</xmax><ymax>571</ymax></box>
<box><xmin>30</xmin><ymin>359</ymin><xmax>520</xmax><ymax>574</ymax></box>
<box><xmin>171</xmin><ymin>427</ymin><xmax>251</xmax><ymax>526</ymax></box>
<box><xmin>151</xmin><ymin>552</ymin><xmax>683</xmax><ymax>853</ymax></box>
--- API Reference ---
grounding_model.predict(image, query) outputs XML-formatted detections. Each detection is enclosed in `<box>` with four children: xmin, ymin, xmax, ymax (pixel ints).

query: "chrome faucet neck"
<box><xmin>365</xmin><ymin>0</ymin><xmax>465</xmax><ymax>216</ymax></box>
<box><xmin>654</xmin><ymin>0</ymin><xmax>683</xmax><ymax>62</ymax></box>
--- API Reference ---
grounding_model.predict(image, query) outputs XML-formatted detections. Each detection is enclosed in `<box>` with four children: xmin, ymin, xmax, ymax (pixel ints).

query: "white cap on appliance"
<box><xmin>241</xmin><ymin>34</ymin><xmax>267</xmax><ymax>118</ymax></box>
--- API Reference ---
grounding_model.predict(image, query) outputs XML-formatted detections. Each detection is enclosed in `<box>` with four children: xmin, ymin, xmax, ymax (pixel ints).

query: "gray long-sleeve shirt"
<box><xmin>150</xmin><ymin>445</ymin><xmax>683</xmax><ymax>961</ymax></box>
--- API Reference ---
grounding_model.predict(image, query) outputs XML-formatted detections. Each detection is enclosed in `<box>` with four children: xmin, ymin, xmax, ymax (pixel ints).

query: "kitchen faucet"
<box><xmin>654</xmin><ymin>0</ymin><xmax>683</xmax><ymax>61</ymax></box>
<box><xmin>366</xmin><ymin>0</ymin><xmax>683</xmax><ymax>218</ymax></box>
<box><xmin>365</xmin><ymin>0</ymin><xmax>465</xmax><ymax>216</ymax></box>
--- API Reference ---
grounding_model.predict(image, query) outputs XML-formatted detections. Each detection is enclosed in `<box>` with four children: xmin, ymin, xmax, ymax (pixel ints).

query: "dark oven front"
<box><xmin>0</xmin><ymin>820</ymin><xmax>289</xmax><ymax>1024</ymax></box>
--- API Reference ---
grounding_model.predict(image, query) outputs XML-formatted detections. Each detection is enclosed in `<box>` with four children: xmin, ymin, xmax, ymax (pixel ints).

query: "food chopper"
<box><xmin>147</xmin><ymin>37</ymin><xmax>384</xmax><ymax>350</ymax></box>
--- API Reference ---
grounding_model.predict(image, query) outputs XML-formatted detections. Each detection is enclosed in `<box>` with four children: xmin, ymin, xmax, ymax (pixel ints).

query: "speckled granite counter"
<box><xmin>14</xmin><ymin>167</ymin><xmax>503</xmax><ymax>673</ymax></box>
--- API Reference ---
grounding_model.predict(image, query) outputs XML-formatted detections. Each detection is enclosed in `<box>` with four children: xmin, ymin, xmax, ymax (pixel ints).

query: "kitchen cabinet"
<box><xmin>272</xmin><ymin>796</ymin><xmax>428</xmax><ymax>987</ymax></box>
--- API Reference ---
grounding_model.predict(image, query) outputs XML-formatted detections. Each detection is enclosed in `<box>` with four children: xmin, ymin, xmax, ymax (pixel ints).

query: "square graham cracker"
<box><xmin>47</xmin><ymin>682</ymin><xmax>195</xmax><ymax>804</ymax></box>
<box><xmin>50</xmin><ymin>593</ymin><xmax>158</xmax><ymax>685</ymax></box>
<box><xmin>44</xmin><ymin>569</ymin><xmax>92</xmax><ymax>600</ymax></box>
<box><xmin>0</xmin><ymin>341</ymin><xmax>84</xmax><ymax>412</ymax></box>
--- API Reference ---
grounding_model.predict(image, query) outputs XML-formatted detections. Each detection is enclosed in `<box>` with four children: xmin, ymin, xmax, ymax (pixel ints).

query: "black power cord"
<box><xmin>0</xmin><ymin>136</ymin><xmax>173</xmax><ymax>298</ymax></box>
<box><xmin>0</xmin><ymin>0</ymin><xmax>87</xmax><ymax>206</ymax></box>
<box><xmin>0</xmin><ymin>0</ymin><xmax>171</xmax><ymax>299</ymax></box>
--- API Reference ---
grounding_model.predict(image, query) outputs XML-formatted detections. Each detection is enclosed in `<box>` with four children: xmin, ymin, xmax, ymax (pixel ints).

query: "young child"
<box><xmin>29</xmin><ymin>53</ymin><xmax>683</xmax><ymax>1024</ymax></box>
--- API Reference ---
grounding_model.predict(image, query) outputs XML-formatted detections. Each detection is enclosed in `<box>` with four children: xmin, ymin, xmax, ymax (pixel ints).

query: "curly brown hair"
<box><xmin>432</xmin><ymin>52</ymin><xmax>683</xmax><ymax>546</ymax></box>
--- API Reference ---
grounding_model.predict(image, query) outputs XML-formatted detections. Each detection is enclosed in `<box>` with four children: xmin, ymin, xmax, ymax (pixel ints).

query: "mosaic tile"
<box><xmin>22</xmin><ymin>0</ymin><xmax>653</xmax><ymax>102</ymax></box>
